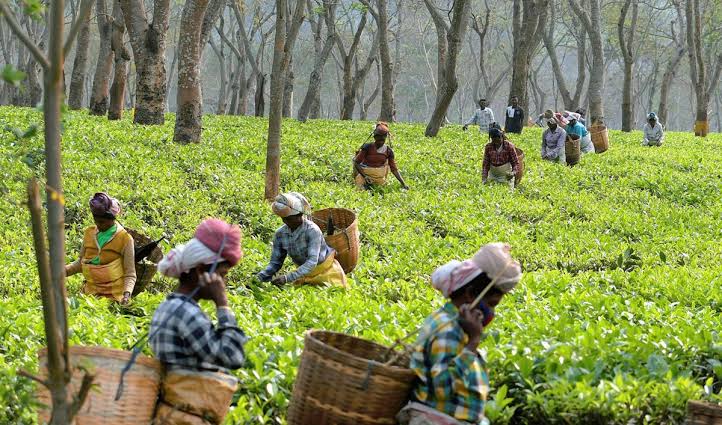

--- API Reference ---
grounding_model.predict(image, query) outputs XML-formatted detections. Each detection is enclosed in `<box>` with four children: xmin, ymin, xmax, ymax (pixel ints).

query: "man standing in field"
<box><xmin>504</xmin><ymin>96</ymin><xmax>525</xmax><ymax>134</ymax></box>
<box><xmin>463</xmin><ymin>98</ymin><xmax>496</xmax><ymax>134</ymax></box>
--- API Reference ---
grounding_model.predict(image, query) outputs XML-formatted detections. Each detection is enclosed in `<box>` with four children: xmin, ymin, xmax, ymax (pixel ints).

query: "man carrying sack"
<box><xmin>353</xmin><ymin>122</ymin><xmax>409</xmax><ymax>190</ymax></box>
<box><xmin>482</xmin><ymin>128</ymin><xmax>521</xmax><ymax>188</ymax></box>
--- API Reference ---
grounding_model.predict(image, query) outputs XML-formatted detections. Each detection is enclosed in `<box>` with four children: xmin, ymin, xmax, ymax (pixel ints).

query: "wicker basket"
<box><xmin>686</xmin><ymin>400</ymin><xmax>722</xmax><ymax>425</ymax></box>
<box><xmin>311</xmin><ymin>208</ymin><xmax>360</xmax><ymax>274</ymax></box>
<box><xmin>565</xmin><ymin>136</ymin><xmax>581</xmax><ymax>166</ymax></box>
<box><xmin>515</xmin><ymin>147</ymin><xmax>525</xmax><ymax>184</ymax></box>
<box><xmin>287</xmin><ymin>330</ymin><xmax>416</xmax><ymax>425</ymax></box>
<box><xmin>126</xmin><ymin>228</ymin><xmax>163</xmax><ymax>295</ymax></box>
<box><xmin>37</xmin><ymin>346</ymin><xmax>162</xmax><ymax>424</ymax></box>
<box><xmin>154</xmin><ymin>369</ymin><xmax>238</xmax><ymax>425</ymax></box>
<box><xmin>590</xmin><ymin>123</ymin><xmax>609</xmax><ymax>153</ymax></box>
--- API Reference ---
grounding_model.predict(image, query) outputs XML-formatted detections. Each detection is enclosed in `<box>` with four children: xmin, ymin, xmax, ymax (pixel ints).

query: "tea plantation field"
<box><xmin>1</xmin><ymin>106</ymin><xmax>721</xmax><ymax>424</ymax></box>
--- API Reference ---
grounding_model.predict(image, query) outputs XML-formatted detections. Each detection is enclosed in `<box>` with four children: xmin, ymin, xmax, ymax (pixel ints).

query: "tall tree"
<box><xmin>361</xmin><ymin>0</ymin><xmax>395</xmax><ymax>121</ymax></box>
<box><xmin>423</xmin><ymin>0</ymin><xmax>472</xmax><ymax>137</ymax></box>
<box><xmin>685</xmin><ymin>0</ymin><xmax>722</xmax><ymax>137</ymax></box>
<box><xmin>120</xmin><ymin>0</ymin><xmax>172</xmax><ymax>125</ymax></box>
<box><xmin>658</xmin><ymin>0</ymin><xmax>685</xmax><ymax>127</ymax></box>
<box><xmin>0</xmin><ymin>0</ymin><xmax>95</xmax><ymax>421</ymax></box>
<box><xmin>509</xmin><ymin>0</ymin><xmax>549</xmax><ymax>114</ymax></box>
<box><xmin>568</xmin><ymin>0</ymin><xmax>605</xmax><ymax>126</ymax></box>
<box><xmin>617</xmin><ymin>0</ymin><xmax>638</xmax><ymax>132</ymax></box>
<box><xmin>297</xmin><ymin>0</ymin><xmax>336</xmax><ymax>121</ymax></box>
<box><xmin>108</xmin><ymin>0</ymin><xmax>130</xmax><ymax>120</ymax></box>
<box><xmin>89</xmin><ymin>0</ymin><xmax>114</xmax><ymax>115</ymax></box>
<box><xmin>68</xmin><ymin>0</ymin><xmax>94</xmax><ymax>110</ymax></box>
<box><xmin>471</xmin><ymin>4</ymin><xmax>512</xmax><ymax>103</ymax></box>
<box><xmin>543</xmin><ymin>0</ymin><xmax>586</xmax><ymax>111</ymax></box>
<box><xmin>265</xmin><ymin>0</ymin><xmax>305</xmax><ymax>200</ymax></box>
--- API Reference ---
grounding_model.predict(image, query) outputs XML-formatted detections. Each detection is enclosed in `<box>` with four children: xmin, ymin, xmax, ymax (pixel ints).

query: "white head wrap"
<box><xmin>157</xmin><ymin>238</ymin><xmax>222</xmax><ymax>278</ymax></box>
<box><xmin>272</xmin><ymin>192</ymin><xmax>311</xmax><ymax>218</ymax></box>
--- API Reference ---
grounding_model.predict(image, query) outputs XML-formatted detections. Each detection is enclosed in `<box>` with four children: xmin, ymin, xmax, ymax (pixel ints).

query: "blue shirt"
<box><xmin>566</xmin><ymin>122</ymin><xmax>589</xmax><ymax>138</ymax></box>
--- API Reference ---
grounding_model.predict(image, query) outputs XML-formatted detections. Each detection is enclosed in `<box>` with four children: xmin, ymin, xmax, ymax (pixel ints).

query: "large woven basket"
<box><xmin>590</xmin><ymin>123</ymin><xmax>609</xmax><ymax>153</ymax></box>
<box><xmin>287</xmin><ymin>330</ymin><xmax>416</xmax><ymax>425</ymax></box>
<box><xmin>686</xmin><ymin>400</ymin><xmax>722</xmax><ymax>425</ymax></box>
<box><xmin>37</xmin><ymin>346</ymin><xmax>162</xmax><ymax>424</ymax></box>
<box><xmin>311</xmin><ymin>208</ymin><xmax>360</xmax><ymax>274</ymax></box>
<box><xmin>126</xmin><ymin>228</ymin><xmax>163</xmax><ymax>296</ymax></box>
<box><xmin>154</xmin><ymin>369</ymin><xmax>238</xmax><ymax>425</ymax></box>
<box><xmin>515</xmin><ymin>147</ymin><xmax>525</xmax><ymax>184</ymax></box>
<box><xmin>565</xmin><ymin>136</ymin><xmax>581</xmax><ymax>166</ymax></box>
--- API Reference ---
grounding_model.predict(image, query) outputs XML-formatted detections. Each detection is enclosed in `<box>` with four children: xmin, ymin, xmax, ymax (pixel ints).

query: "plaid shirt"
<box><xmin>257</xmin><ymin>219</ymin><xmax>332</xmax><ymax>283</ymax></box>
<box><xmin>150</xmin><ymin>293</ymin><xmax>247</xmax><ymax>372</ymax></box>
<box><xmin>464</xmin><ymin>108</ymin><xmax>496</xmax><ymax>133</ymax></box>
<box><xmin>410</xmin><ymin>302</ymin><xmax>490</xmax><ymax>423</ymax></box>
<box><xmin>482</xmin><ymin>141</ymin><xmax>520</xmax><ymax>180</ymax></box>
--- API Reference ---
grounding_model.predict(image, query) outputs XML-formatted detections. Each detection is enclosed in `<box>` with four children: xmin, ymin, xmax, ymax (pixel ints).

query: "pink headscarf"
<box><xmin>194</xmin><ymin>219</ymin><xmax>242</xmax><ymax>266</ymax></box>
<box><xmin>431</xmin><ymin>243</ymin><xmax>522</xmax><ymax>298</ymax></box>
<box><xmin>89</xmin><ymin>192</ymin><xmax>121</xmax><ymax>218</ymax></box>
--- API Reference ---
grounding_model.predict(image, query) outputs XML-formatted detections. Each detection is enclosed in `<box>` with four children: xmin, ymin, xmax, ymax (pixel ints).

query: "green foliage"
<box><xmin>1</xmin><ymin>64</ymin><xmax>27</xmax><ymax>87</ymax></box>
<box><xmin>1</xmin><ymin>106</ymin><xmax>721</xmax><ymax>424</ymax></box>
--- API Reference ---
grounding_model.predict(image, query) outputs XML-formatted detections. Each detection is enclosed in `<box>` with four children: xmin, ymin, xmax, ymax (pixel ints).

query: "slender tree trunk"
<box><xmin>89</xmin><ymin>0</ymin><xmax>114</xmax><ymax>115</ymax></box>
<box><xmin>297</xmin><ymin>28</ymin><xmax>334</xmax><ymax>121</ymax></box>
<box><xmin>255</xmin><ymin>73</ymin><xmax>266</xmax><ymax>116</ymax></box>
<box><xmin>659</xmin><ymin>47</ymin><xmax>685</xmax><ymax>126</ymax></box>
<box><xmin>509</xmin><ymin>0</ymin><xmax>549</xmax><ymax>114</ymax></box>
<box><xmin>174</xmin><ymin>0</ymin><xmax>211</xmax><ymax>143</ymax></box>
<box><xmin>68</xmin><ymin>1</ymin><xmax>93</xmax><ymax>109</ymax></box>
<box><xmin>569</xmin><ymin>0</ymin><xmax>605</xmax><ymax>125</ymax></box>
<box><xmin>108</xmin><ymin>0</ymin><xmax>129</xmax><ymax>120</ymax></box>
<box><xmin>210</xmin><ymin>39</ymin><xmax>228</xmax><ymax>115</ymax></box>
<box><xmin>282</xmin><ymin>56</ymin><xmax>294</xmax><ymax>117</ymax></box>
<box><xmin>617</xmin><ymin>0</ymin><xmax>638</xmax><ymax>132</ymax></box>
<box><xmin>376</xmin><ymin>0</ymin><xmax>394</xmax><ymax>122</ymax></box>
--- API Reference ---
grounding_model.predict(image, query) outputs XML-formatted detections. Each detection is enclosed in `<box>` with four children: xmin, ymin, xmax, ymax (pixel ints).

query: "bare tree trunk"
<box><xmin>68</xmin><ymin>1</ymin><xmax>93</xmax><ymax>109</ymax></box>
<box><xmin>659</xmin><ymin>48</ymin><xmax>685</xmax><ymax>126</ymax></box>
<box><xmin>509</xmin><ymin>0</ymin><xmax>549</xmax><ymax>114</ymax></box>
<box><xmin>120</xmin><ymin>0</ymin><xmax>171</xmax><ymax>125</ymax></box>
<box><xmin>617</xmin><ymin>0</ymin><xmax>638</xmax><ymax>132</ymax></box>
<box><xmin>423</xmin><ymin>0</ymin><xmax>471</xmax><ymax>137</ymax></box>
<box><xmin>362</xmin><ymin>0</ymin><xmax>395</xmax><ymax>121</ymax></box>
<box><xmin>210</xmin><ymin>39</ymin><xmax>228</xmax><ymax>115</ymax></box>
<box><xmin>543</xmin><ymin>0</ymin><xmax>585</xmax><ymax>111</ymax></box>
<box><xmin>283</xmin><ymin>56</ymin><xmax>294</xmax><ymax>117</ymax></box>
<box><xmin>174</xmin><ymin>0</ymin><xmax>211</xmax><ymax>143</ymax></box>
<box><xmin>89</xmin><ymin>0</ymin><xmax>114</xmax><ymax>115</ymax></box>
<box><xmin>332</xmin><ymin>11</ymin><xmax>374</xmax><ymax>120</ymax></box>
<box><xmin>108</xmin><ymin>0</ymin><xmax>129</xmax><ymax>120</ymax></box>
<box><xmin>255</xmin><ymin>73</ymin><xmax>266</xmax><ymax>116</ymax></box>
<box><xmin>569</xmin><ymin>0</ymin><xmax>605</xmax><ymax>125</ymax></box>
<box><xmin>297</xmin><ymin>0</ymin><xmax>336</xmax><ymax>121</ymax></box>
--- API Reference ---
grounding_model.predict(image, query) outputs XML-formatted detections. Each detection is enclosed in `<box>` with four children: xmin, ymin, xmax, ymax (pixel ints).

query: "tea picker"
<box><xmin>353</xmin><ymin>122</ymin><xmax>409</xmax><ymax>190</ymax></box>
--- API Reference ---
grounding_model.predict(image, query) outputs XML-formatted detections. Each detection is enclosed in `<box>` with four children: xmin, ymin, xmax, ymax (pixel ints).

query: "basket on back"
<box><xmin>154</xmin><ymin>369</ymin><xmax>238</xmax><ymax>425</ymax></box>
<box><xmin>686</xmin><ymin>400</ymin><xmax>722</xmax><ymax>425</ymax></box>
<box><xmin>565</xmin><ymin>135</ymin><xmax>581</xmax><ymax>166</ymax></box>
<box><xmin>37</xmin><ymin>346</ymin><xmax>161</xmax><ymax>424</ymax></box>
<box><xmin>126</xmin><ymin>228</ymin><xmax>163</xmax><ymax>296</ymax></box>
<box><xmin>311</xmin><ymin>208</ymin><xmax>360</xmax><ymax>274</ymax></box>
<box><xmin>515</xmin><ymin>147</ymin><xmax>525</xmax><ymax>184</ymax></box>
<box><xmin>287</xmin><ymin>330</ymin><xmax>416</xmax><ymax>425</ymax></box>
<box><xmin>590</xmin><ymin>123</ymin><xmax>609</xmax><ymax>153</ymax></box>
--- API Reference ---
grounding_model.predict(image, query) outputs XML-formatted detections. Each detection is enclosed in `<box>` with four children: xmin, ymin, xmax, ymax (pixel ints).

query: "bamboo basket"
<box><xmin>590</xmin><ymin>123</ymin><xmax>609</xmax><ymax>153</ymax></box>
<box><xmin>694</xmin><ymin>121</ymin><xmax>710</xmax><ymax>137</ymax></box>
<box><xmin>565</xmin><ymin>136</ymin><xmax>581</xmax><ymax>166</ymax></box>
<box><xmin>126</xmin><ymin>228</ymin><xmax>163</xmax><ymax>296</ymax></box>
<box><xmin>153</xmin><ymin>369</ymin><xmax>238</xmax><ymax>425</ymax></box>
<box><xmin>686</xmin><ymin>400</ymin><xmax>722</xmax><ymax>425</ymax></box>
<box><xmin>311</xmin><ymin>208</ymin><xmax>360</xmax><ymax>274</ymax></box>
<box><xmin>37</xmin><ymin>346</ymin><xmax>162</xmax><ymax>424</ymax></box>
<box><xmin>287</xmin><ymin>330</ymin><xmax>416</xmax><ymax>425</ymax></box>
<box><xmin>515</xmin><ymin>147</ymin><xmax>525</xmax><ymax>184</ymax></box>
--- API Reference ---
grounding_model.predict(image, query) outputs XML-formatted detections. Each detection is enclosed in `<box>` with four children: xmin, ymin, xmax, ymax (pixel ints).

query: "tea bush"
<box><xmin>1</xmin><ymin>106</ymin><xmax>721</xmax><ymax>424</ymax></box>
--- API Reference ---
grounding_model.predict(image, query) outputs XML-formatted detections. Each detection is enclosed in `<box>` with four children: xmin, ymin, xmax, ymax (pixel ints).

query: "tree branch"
<box><xmin>18</xmin><ymin>369</ymin><xmax>49</xmax><ymax>388</ymax></box>
<box><xmin>63</xmin><ymin>0</ymin><xmax>94</xmax><ymax>57</ymax></box>
<box><xmin>69</xmin><ymin>371</ymin><xmax>96</xmax><ymax>419</ymax></box>
<box><xmin>0</xmin><ymin>1</ymin><xmax>50</xmax><ymax>70</ymax></box>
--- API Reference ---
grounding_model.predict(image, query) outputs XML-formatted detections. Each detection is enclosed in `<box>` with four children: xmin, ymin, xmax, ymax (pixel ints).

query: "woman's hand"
<box><xmin>458</xmin><ymin>304</ymin><xmax>484</xmax><ymax>351</ymax></box>
<box><xmin>121</xmin><ymin>291</ymin><xmax>131</xmax><ymax>305</ymax></box>
<box><xmin>201</xmin><ymin>272</ymin><xmax>229</xmax><ymax>307</ymax></box>
<box><xmin>271</xmin><ymin>275</ymin><xmax>287</xmax><ymax>287</ymax></box>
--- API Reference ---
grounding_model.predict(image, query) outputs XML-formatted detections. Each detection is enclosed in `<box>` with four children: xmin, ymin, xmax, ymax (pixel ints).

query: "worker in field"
<box><xmin>642</xmin><ymin>112</ymin><xmax>665</xmax><ymax>146</ymax></box>
<box><xmin>151</xmin><ymin>218</ymin><xmax>246</xmax><ymax>371</ymax></box>
<box><xmin>504</xmin><ymin>95</ymin><xmax>525</xmax><ymax>134</ymax></box>
<box><xmin>541</xmin><ymin>117</ymin><xmax>567</xmax><ymax>164</ymax></box>
<box><xmin>534</xmin><ymin>109</ymin><xmax>554</xmax><ymax>127</ymax></box>
<box><xmin>397</xmin><ymin>243</ymin><xmax>522</xmax><ymax>425</ymax></box>
<box><xmin>256</xmin><ymin>192</ymin><xmax>348</xmax><ymax>287</ymax></box>
<box><xmin>463</xmin><ymin>97</ymin><xmax>496</xmax><ymax>133</ymax></box>
<box><xmin>575</xmin><ymin>108</ymin><xmax>587</xmax><ymax>126</ymax></box>
<box><xmin>353</xmin><ymin>122</ymin><xmax>409</xmax><ymax>190</ymax></box>
<box><xmin>65</xmin><ymin>192</ymin><xmax>136</xmax><ymax>304</ymax></box>
<box><xmin>566</xmin><ymin>114</ymin><xmax>595</xmax><ymax>154</ymax></box>
<box><xmin>482</xmin><ymin>128</ymin><xmax>521</xmax><ymax>188</ymax></box>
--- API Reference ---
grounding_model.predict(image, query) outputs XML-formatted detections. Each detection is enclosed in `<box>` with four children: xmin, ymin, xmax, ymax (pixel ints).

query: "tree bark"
<box><xmin>569</xmin><ymin>0</ymin><xmax>605</xmax><ymax>125</ymax></box>
<box><xmin>68</xmin><ymin>1</ymin><xmax>93</xmax><ymax>110</ymax></box>
<box><xmin>362</xmin><ymin>0</ymin><xmax>395</xmax><ymax>122</ymax></box>
<box><xmin>108</xmin><ymin>0</ymin><xmax>129</xmax><ymax>120</ymax></box>
<box><xmin>297</xmin><ymin>0</ymin><xmax>336</xmax><ymax>122</ymax></box>
<box><xmin>543</xmin><ymin>0</ymin><xmax>585</xmax><ymax>111</ymax></box>
<box><xmin>283</xmin><ymin>56</ymin><xmax>294</xmax><ymax>117</ymax></box>
<box><xmin>210</xmin><ymin>39</ymin><xmax>228</xmax><ymax>115</ymax></box>
<box><xmin>174</xmin><ymin>0</ymin><xmax>211</xmax><ymax>143</ymax></box>
<box><xmin>509</xmin><ymin>0</ymin><xmax>549</xmax><ymax>115</ymax></box>
<box><xmin>89</xmin><ymin>0</ymin><xmax>114</xmax><ymax>115</ymax></box>
<box><xmin>423</xmin><ymin>0</ymin><xmax>472</xmax><ymax>137</ymax></box>
<box><xmin>120</xmin><ymin>0</ymin><xmax>171</xmax><ymax>125</ymax></box>
<box><xmin>617</xmin><ymin>0</ymin><xmax>638</xmax><ymax>132</ymax></box>
<box><xmin>658</xmin><ymin>2</ymin><xmax>685</xmax><ymax>127</ymax></box>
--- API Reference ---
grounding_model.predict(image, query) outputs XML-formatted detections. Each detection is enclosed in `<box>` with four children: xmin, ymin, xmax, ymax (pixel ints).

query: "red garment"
<box><xmin>482</xmin><ymin>141</ymin><xmax>520</xmax><ymax>180</ymax></box>
<box><xmin>354</xmin><ymin>143</ymin><xmax>398</xmax><ymax>173</ymax></box>
<box><xmin>194</xmin><ymin>219</ymin><xmax>243</xmax><ymax>266</ymax></box>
